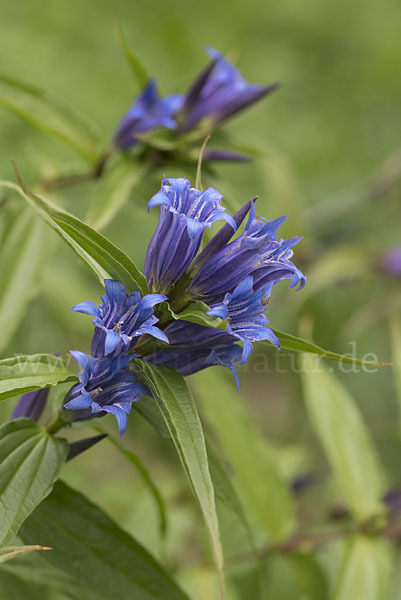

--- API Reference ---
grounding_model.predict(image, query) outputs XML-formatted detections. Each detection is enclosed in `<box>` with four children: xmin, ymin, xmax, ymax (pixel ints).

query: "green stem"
<box><xmin>41</xmin><ymin>148</ymin><xmax>113</xmax><ymax>191</ymax></box>
<box><xmin>46</xmin><ymin>411</ymin><xmax>72</xmax><ymax>435</ymax></box>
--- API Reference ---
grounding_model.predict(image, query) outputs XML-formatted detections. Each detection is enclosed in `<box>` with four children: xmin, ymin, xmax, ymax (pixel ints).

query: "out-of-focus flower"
<box><xmin>64</xmin><ymin>351</ymin><xmax>148</xmax><ymax>436</ymax></box>
<box><xmin>380</xmin><ymin>246</ymin><xmax>401</xmax><ymax>277</ymax></box>
<box><xmin>10</xmin><ymin>388</ymin><xmax>49</xmax><ymax>422</ymax></box>
<box><xmin>290</xmin><ymin>472</ymin><xmax>319</xmax><ymax>495</ymax></box>
<box><xmin>180</xmin><ymin>47</ymin><xmax>279</xmax><ymax>132</ymax></box>
<box><xmin>113</xmin><ymin>80</ymin><xmax>184</xmax><ymax>150</ymax></box>
<box><xmin>144</xmin><ymin>177</ymin><xmax>235</xmax><ymax>293</ymax></box>
<box><xmin>383</xmin><ymin>489</ymin><xmax>401</xmax><ymax>516</ymax></box>
<box><xmin>71</xmin><ymin>279</ymin><xmax>168</xmax><ymax>357</ymax></box>
<box><xmin>201</xmin><ymin>149</ymin><xmax>251</xmax><ymax>163</ymax></box>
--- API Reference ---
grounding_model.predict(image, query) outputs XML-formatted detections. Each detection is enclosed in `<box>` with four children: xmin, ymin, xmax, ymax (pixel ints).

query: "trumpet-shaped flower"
<box><xmin>181</xmin><ymin>47</ymin><xmax>278</xmax><ymax>132</ymax></box>
<box><xmin>114</xmin><ymin>80</ymin><xmax>183</xmax><ymax>150</ymax></box>
<box><xmin>10</xmin><ymin>388</ymin><xmax>49</xmax><ymax>422</ymax></box>
<box><xmin>72</xmin><ymin>279</ymin><xmax>168</xmax><ymax>357</ymax></box>
<box><xmin>207</xmin><ymin>276</ymin><xmax>280</xmax><ymax>363</ymax></box>
<box><xmin>64</xmin><ymin>351</ymin><xmax>148</xmax><ymax>436</ymax></box>
<box><xmin>146</xmin><ymin>340</ymin><xmax>242</xmax><ymax>388</ymax></box>
<box><xmin>189</xmin><ymin>201</ymin><xmax>305</xmax><ymax>303</ymax></box>
<box><xmin>144</xmin><ymin>177</ymin><xmax>236</xmax><ymax>293</ymax></box>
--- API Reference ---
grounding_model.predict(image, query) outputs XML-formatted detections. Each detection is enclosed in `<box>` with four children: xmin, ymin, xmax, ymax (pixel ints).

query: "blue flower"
<box><xmin>189</xmin><ymin>201</ymin><xmax>305</xmax><ymax>303</ymax></box>
<box><xmin>146</xmin><ymin>340</ymin><xmax>242</xmax><ymax>389</ymax></box>
<box><xmin>380</xmin><ymin>246</ymin><xmax>401</xmax><ymax>277</ymax></box>
<box><xmin>72</xmin><ymin>279</ymin><xmax>168</xmax><ymax>357</ymax></box>
<box><xmin>144</xmin><ymin>177</ymin><xmax>236</xmax><ymax>293</ymax></box>
<box><xmin>113</xmin><ymin>80</ymin><xmax>184</xmax><ymax>150</ymax></box>
<box><xmin>207</xmin><ymin>275</ymin><xmax>280</xmax><ymax>363</ymax></box>
<box><xmin>64</xmin><ymin>351</ymin><xmax>148</xmax><ymax>436</ymax></box>
<box><xmin>181</xmin><ymin>47</ymin><xmax>279</xmax><ymax>132</ymax></box>
<box><xmin>10</xmin><ymin>388</ymin><xmax>49</xmax><ymax>422</ymax></box>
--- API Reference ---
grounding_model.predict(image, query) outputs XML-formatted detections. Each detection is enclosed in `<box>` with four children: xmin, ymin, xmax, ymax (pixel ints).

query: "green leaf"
<box><xmin>0</xmin><ymin>73</ymin><xmax>99</xmax><ymax>162</ymax></box>
<box><xmin>0</xmin><ymin>210</ymin><xmax>45</xmax><ymax>354</ymax></box>
<box><xmin>0</xmin><ymin>552</ymin><xmax>102</xmax><ymax>600</ymax></box>
<box><xmin>161</xmin><ymin>300</ymin><xmax>226</xmax><ymax>330</ymax></box>
<box><xmin>192</xmin><ymin>368</ymin><xmax>295</xmax><ymax>542</ymax></box>
<box><xmin>205</xmin><ymin>439</ymin><xmax>257</xmax><ymax>553</ymax></box>
<box><xmin>262</xmin><ymin>553</ymin><xmax>329</xmax><ymax>600</ymax></box>
<box><xmin>20</xmin><ymin>480</ymin><xmax>189</xmax><ymax>599</ymax></box>
<box><xmin>0</xmin><ymin>419</ymin><xmax>68</xmax><ymax>546</ymax></box>
<box><xmin>134</xmin><ymin>361</ymin><xmax>225</xmax><ymax>594</ymax></box>
<box><xmin>106</xmin><ymin>434</ymin><xmax>168</xmax><ymax>536</ymax></box>
<box><xmin>333</xmin><ymin>536</ymin><xmax>392</xmax><ymax>600</ymax></box>
<box><xmin>301</xmin><ymin>354</ymin><xmax>384</xmax><ymax>521</ymax></box>
<box><xmin>87</xmin><ymin>158</ymin><xmax>148</xmax><ymax>231</ymax></box>
<box><xmin>135</xmin><ymin>394</ymin><xmax>172</xmax><ymax>438</ymax></box>
<box><xmin>0</xmin><ymin>354</ymin><xmax>77</xmax><ymax>402</ymax></box>
<box><xmin>115</xmin><ymin>21</ymin><xmax>150</xmax><ymax>89</ymax></box>
<box><xmin>269</xmin><ymin>329</ymin><xmax>390</xmax><ymax>368</ymax></box>
<box><xmin>389</xmin><ymin>316</ymin><xmax>401</xmax><ymax>436</ymax></box>
<box><xmin>0</xmin><ymin>545</ymin><xmax>51</xmax><ymax>564</ymax></box>
<box><xmin>1</xmin><ymin>180</ymin><xmax>148</xmax><ymax>295</ymax></box>
<box><xmin>134</xmin><ymin>129</ymin><xmax>180</xmax><ymax>151</ymax></box>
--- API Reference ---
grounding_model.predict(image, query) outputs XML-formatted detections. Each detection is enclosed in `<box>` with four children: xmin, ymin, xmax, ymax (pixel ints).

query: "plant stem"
<box><xmin>41</xmin><ymin>148</ymin><xmax>113</xmax><ymax>191</ymax></box>
<box><xmin>46</xmin><ymin>411</ymin><xmax>72</xmax><ymax>435</ymax></box>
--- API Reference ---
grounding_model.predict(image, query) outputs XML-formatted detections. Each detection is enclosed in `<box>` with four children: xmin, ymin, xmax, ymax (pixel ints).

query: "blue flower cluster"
<box><xmin>63</xmin><ymin>177</ymin><xmax>304</xmax><ymax>435</ymax></box>
<box><xmin>113</xmin><ymin>48</ymin><xmax>278</xmax><ymax>153</ymax></box>
<box><xmin>64</xmin><ymin>280</ymin><xmax>167</xmax><ymax>435</ymax></box>
<box><xmin>144</xmin><ymin>177</ymin><xmax>305</xmax><ymax>387</ymax></box>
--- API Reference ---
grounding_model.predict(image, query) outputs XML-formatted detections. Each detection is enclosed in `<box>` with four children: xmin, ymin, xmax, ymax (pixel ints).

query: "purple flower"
<box><xmin>144</xmin><ymin>177</ymin><xmax>236</xmax><ymax>293</ymax></box>
<box><xmin>189</xmin><ymin>201</ymin><xmax>305</xmax><ymax>303</ymax></box>
<box><xmin>113</xmin><ymin>80</ymin><xmax>184</xmax><ymax>150</ymax></box>
<box><xmin>64</xmin><ymin>351</ymin><xmax>148</xmax><ymax>436</ymax></box>
<box><xmin>71</xmin><ymin>279</ymin><xmax>168</xmax><ymax>358</ymax></box>
<box><xmin>181</xmin><ymin>47</ymin><xmax>279</xmax><ymax>132</ymax></box>
<box><xmin>380</xmin><ymin>246</ymin><xmax>401</xmax><ymax>277</ymax></box>
<box><xmin>207</xmin><ymin>276</ymin><xmax>280</xmax><ymax>363</ymax></box>
<box><xmin>146</xmin><ymin>339</ymin><xmax>242</xmax><ymax>388</ymax></box>
<box><xmin>10</xmin><ymin>388</ymin><xmax>49</xmax><ymax>422</ymax></box>
<box><xmin>141</xmin><ymin>180</ymin><xmax>305</xmax><ymax>378</ymax></box>
<box><xmin>67</xmin><ymin>434</ymin><xmax>107</xmax><ymax>461</ymax></box>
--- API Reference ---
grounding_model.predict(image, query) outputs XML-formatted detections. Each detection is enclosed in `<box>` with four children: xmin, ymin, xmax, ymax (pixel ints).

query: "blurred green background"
<box><xmin>1</xmin><ymin>0</ymin><xmax>401</xmax><ymax>597</ymax></box>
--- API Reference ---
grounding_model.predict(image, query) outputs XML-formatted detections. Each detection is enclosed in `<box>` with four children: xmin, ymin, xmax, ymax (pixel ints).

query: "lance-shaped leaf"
<box><xmin>1</xmin><ymin>179</ymin><xmax>147</xmax><ymax>295</ymax></box>
<box><xmin>0</xmin><ymin>354</ymin><xmax>77</xmax><ymax>402</ymax></box>
<box><xmin>268</xmin><ymin>329</ymin><xmax>390</xmax><ymax>368</ymax></box>
<box><xmin>20</xmin><ymin>480</ymin><xmax>189</xmax><ymax>600</ymax></box>
<box><xmin>333</xmin><ymin>536</ymin><xmax>392</xmax><ymax>600</ymax></box>
<box><xmin>0</xmin><ymin>419</ymin><xmax>68</xmax><ymax>545</ymax></box>
<box><xmin>160</xmin><ymin>300</ymin><xmax>226</xmax><ymax>330</ymax></box>
<box><xmin>134</xmin><ymin>361</ymin><xmax>225</xmax><ymax>595</ymax></box>
<box><xmin>115</xmin><ymin>21</ymin><xmax>150</xmax><ymax>89</ymax></box>
<box><xmin>301</xmin><ymin>354</ymin><xmax>384</xmax><ymax>521</ymax></box>
<box><xmin>192</xmin><ymin>368</ymin><xmax>295</xmax><ymax>542</ymax></box>
<box><xmin>0</xmin><ymin>210</ymin><xmax>45</xmax><ymax>354</ymax></box>
<box><xmin>0</xmin><ymin>545</ymin><xmax>51</xmax><ymax>564</ymax></box>
<box><xmin>389</xmin><ymin>316</ymin><xmax>401</xmax><ymax>436</ymax></box>
<box><xmin>0</xmin><ymin>73</ymin><xmax>99</xmax><ymax>162</ymax></box>
<box><xmin>87</xmin><ymin>159</ymin><xmax>148</xmax><ymax>231</ymax></box>
<box><xmin>206</xmin><ymin>439</ymin><xmax>257</xmax><ymax>553</ymax></box>
<box><xmin>134</xmin><ymin>395</ymin><xmax>256</xmax><ymax>550</ymax></box>
<box><xmin>0</xmin><ymin>553</ymin><xmax>102</xmax><ymax>600</ymax></box>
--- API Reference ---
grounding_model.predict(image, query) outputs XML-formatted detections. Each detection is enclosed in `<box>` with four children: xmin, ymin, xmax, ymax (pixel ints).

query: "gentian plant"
<box><xmin>0</xmin><ymin>30</ymin><xmax>393</xmax><ymax>600</ymax></box>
